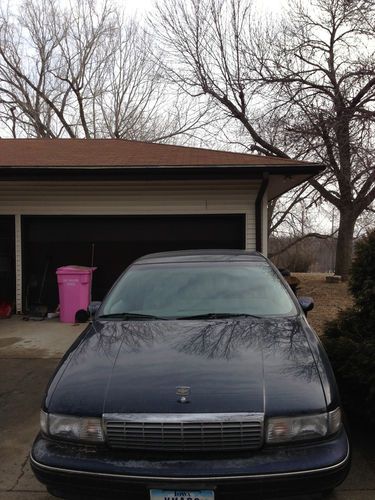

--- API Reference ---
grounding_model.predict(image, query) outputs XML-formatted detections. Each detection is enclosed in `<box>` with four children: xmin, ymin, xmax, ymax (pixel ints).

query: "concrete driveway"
<box><xmin>0</xmin><ymin>316</ymin><xmax>374</xmax><ymax>499</ymax></box>
<box><xmin>0</xmin><ymin>317</ymin><xmax>85</xmax><ymax>499</ymax></box>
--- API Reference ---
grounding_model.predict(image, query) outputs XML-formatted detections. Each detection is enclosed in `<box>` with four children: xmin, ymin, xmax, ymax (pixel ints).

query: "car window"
<box><xmin>101</xmin><ymin>262</ymin><xmax>297</xmax><ymax>318</ymax></box>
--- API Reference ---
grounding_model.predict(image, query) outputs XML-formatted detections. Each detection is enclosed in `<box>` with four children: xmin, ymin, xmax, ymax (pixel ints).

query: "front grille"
<box><xmin>103</xmin><ymin>413</ymin><xmax>264</xmax><ymax>451</ymax></box>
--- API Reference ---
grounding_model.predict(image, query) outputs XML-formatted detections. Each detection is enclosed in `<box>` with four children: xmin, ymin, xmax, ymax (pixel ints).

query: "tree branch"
<box><xmin>269</xmin><ymin>231</ymin><xmax>339</xmax><ymax>258</ymax></box>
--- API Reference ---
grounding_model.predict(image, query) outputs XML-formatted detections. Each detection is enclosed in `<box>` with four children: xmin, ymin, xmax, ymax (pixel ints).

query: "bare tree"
<box><xmin>0</xmin><ymin>0</ymin><xmax>208</xmax><ymax>141</ymax></box>
<box><xmin>153</xmin><ymin>0</ymin><xmax>375</xmax><ymax>278</ymax></box>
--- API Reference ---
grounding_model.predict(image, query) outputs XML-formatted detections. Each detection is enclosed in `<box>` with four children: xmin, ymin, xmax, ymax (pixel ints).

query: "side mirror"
<box><xmin>298</xmin><ymin>296</ymin><xmax>314</xmax><ymax>315</ymax></box>
<box><xmin>88</xmin><ymin>301</ymin><xmax>102</xmax><ymax>318</ymax></box>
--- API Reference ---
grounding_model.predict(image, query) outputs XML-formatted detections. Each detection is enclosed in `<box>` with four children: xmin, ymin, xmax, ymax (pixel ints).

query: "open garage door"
<box><xmin>22</xmin><ymin>214</ymin><xmax>245</xmax><ymax>310</ymax></box>
<box><xmin>0</xmin><ymin>216</ymin><xmax>15</xmax><ymax>308</ymax></box>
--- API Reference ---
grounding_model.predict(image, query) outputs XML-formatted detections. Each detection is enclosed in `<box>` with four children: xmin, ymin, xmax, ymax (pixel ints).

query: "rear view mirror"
<box><xmin>298</xmin><ymin>296</ymin><xmax>314</xmax><ymax>315</ymax></box>
<box><xmin>88</xmin><ymin>301</ymin><xmax>102</xmax><ymax>318</ymax></box>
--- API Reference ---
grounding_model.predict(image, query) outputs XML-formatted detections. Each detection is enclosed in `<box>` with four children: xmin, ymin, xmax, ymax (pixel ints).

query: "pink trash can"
<box><xmin>56</xmin><ymin>266</ymin><xmax>96</xmax><ymax>323</ymax></box>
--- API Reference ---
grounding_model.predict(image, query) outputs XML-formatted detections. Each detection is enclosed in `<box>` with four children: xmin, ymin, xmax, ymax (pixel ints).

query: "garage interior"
<box><xmin>22</xmin><ymin>214</ymin><xmax>246</xmax><ymax>311</ymax></box>
<box><xmin>0</xmin><ymin>216</ymin><xmax>15</xmax><ymax>307</ymax></box>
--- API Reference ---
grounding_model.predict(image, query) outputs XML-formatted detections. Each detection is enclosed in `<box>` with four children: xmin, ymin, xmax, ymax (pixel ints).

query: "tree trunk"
<box><xmin>334</xmin><ymin>209</ymin><xmax>356</xmax><ymax>280</ymax></box>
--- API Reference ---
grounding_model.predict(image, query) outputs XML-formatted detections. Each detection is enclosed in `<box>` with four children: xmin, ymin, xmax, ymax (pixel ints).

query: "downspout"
<box><xmin>255</xmin><ymin>173</ymin><xmax>269</xmax><ymax>253</ymax></box>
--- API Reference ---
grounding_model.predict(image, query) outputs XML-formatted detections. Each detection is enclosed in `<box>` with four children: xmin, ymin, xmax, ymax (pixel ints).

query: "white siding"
<box><xmin>0</xmin><ymin>180</ymin><xmax>259</xmax><ymax>250</ymax></box>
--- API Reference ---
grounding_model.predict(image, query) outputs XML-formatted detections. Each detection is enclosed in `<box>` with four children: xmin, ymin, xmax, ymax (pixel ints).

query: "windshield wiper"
<box><xmin>174</xmin><ymin>312</ymin><xmax>263</xmax><ymax>320</ymax></box>
<box><xmin>97</xmin><ymin>312</ymin><xmax>167</xmax><ymax>320</ymax></box>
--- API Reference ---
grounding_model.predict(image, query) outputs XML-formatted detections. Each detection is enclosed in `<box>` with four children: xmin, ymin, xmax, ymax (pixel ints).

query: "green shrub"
<box><xmin>350</xmin><ymin>231</ymin><xmax>375</xmax><ymax>309</ymax></box>
<box><xmin>322</xmin><ymin>231</ymin><xmax>375</xmax><ymax>424</ymax></box>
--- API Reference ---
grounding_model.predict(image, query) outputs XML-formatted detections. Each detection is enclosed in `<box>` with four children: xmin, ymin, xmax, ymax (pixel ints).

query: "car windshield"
<box><xmin>100</xmin><ymin>262</ymin><xmax>297</xmax><ymax>319</ymax></box>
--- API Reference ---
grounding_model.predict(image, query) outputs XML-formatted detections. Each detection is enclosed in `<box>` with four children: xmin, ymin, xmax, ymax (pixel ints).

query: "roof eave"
<box><xmin>0</xmin><ymin>163</ymin><xmax>325</xmax><ymax>191</ymax></box>
<box><xmin>0</xmin><ymin>163</ymin><xmax>324</xmax><ymax>172</ymax></box>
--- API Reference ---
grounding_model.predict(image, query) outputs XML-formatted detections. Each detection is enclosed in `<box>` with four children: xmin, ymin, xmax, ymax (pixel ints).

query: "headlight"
<box><xmin>40</xmin><ymin>410</ymin><xmax>104</xmax><ymax>443</ymax></box>
<box><xmin>328</xmin><ymin>407</ymin><xmax>342</xmax><ymax>434</ymax></box>
<box><xmin>266</xmin><ymin>408</ymin><xmax>342</xmax><ymax>444</ymax></box>
<box><xmin>40</xmin><ymin>410</ymin><xmax>48</xmax><ymax>435</ymax></box>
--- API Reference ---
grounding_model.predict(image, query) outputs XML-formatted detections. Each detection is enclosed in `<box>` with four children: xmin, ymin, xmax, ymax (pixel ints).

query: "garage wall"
<box><xmin>0</xmin><ymin>179</ymin><xmax>259</xmax><ymax>249</ymax></box>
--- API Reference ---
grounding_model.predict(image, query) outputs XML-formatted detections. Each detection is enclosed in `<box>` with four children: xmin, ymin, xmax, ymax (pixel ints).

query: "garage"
<box><xmin>0</xmin><ymin>216</ymin><xmax>15</xmax><ymax>309</ymax></box>
<box><xmin>0</xmin><ymin>138</ymin><xmax>323</xmax><ymax>314</ymax></box>
<box><xmin>22</xmin><ymin>214</ymin><xmax>246</xmax><ymax>309</ymax></box>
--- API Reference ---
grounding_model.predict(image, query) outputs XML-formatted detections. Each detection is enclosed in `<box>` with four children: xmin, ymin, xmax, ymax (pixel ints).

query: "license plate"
<box><xmin>150</xmin><ymin>489</ymin><xmax>214</xmax><ymax>500</ymax></box>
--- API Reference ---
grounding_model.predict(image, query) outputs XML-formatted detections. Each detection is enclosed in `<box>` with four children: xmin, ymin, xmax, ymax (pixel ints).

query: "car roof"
<box><xmin>134</xmin><ymin>249</ymin><xmax>267</xmax><ymax>265</ymax></box>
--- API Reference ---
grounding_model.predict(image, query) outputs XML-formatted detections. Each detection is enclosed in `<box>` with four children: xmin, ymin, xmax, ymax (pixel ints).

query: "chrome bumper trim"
<box><xmin>102</xmin><ymin>412</ymin><xmax>264</xmax><ymax>423</ymax></box>
<box><xmin>30</xmin><ymin>438</ymin><xmax>350</xmax><ymax>481</ymax></box>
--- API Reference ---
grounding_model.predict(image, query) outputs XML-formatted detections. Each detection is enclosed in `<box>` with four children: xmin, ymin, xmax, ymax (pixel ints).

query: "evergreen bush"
<box><xmin>322</xmin><ymin>231</ymin><xmax>375</xmax><ymax>424</ymax></box>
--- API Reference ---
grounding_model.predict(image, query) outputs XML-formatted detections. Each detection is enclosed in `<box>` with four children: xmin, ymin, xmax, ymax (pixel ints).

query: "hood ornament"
<box><xmin>176</xmin><ymin>386</ymin><xmax>191</xmax><ymax>403</ymax></box>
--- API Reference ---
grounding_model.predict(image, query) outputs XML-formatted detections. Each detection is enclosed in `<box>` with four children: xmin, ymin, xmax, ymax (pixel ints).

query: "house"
<box><xmin>0</xmin><ymin>139</ymin><xmax>323</xmax><ymax>314</ymax></box>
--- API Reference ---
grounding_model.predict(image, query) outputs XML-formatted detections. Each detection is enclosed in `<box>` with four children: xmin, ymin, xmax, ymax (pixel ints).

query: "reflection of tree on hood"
<box><xmin>174</xmin><ymin>318</ymin><xmax>303</xmax><ymax>359</ymax></box>
<box><xmin>173</xmin><ymin>318</ymin><xmax>318</xmax><ymax>383</ymax></box>
<box><xmin>72</xmin><ymin>317</ymin><xmax>318</xmax><ymax>383</ymax></box>
<box><xmin>72</xmin><ymin>320</ymin><xmax>168</xmax><ymax>362</ymax></box>
<box><xmin>83</xmin><ymin>318</ymin><xmax>316</xmax><ymax>380</ymax></box>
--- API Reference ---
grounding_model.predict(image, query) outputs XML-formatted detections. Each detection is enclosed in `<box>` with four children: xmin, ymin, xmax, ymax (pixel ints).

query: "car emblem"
<box><xmin>176</xmin><ymin>386</ymin><xmax>191</xmax><ymax>403</ymax></box>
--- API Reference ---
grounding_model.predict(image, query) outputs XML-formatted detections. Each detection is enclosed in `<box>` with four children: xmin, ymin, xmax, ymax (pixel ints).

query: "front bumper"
<box><xmin>31</xmin><ymin>428</ymin><xmax>350</xmax><ymax>499</ymax></box>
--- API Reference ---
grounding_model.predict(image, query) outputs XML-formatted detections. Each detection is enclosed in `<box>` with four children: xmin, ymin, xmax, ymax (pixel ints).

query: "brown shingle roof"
<box><xmin>0</xmin><ymin>138</ymin><xmax>316</xmax><ymax>168</ymax></box>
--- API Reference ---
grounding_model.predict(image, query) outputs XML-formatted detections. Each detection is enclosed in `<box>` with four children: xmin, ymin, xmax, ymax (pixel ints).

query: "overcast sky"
<box><xmin>124</xmin><ymin>0</ymin><xmax>284</xmax><ymax>16</ymax></box>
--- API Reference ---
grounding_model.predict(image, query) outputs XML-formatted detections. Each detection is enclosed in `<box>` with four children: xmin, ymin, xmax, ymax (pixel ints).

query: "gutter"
<box><xmin>0</xmin><ymin>164</ymin><xmax>325</xmax><ymax>181</ymax></box>
<box><xmin>255</xmin><ymin>173</ymin><xmax>269</xmax><ymax>252</ymax></box>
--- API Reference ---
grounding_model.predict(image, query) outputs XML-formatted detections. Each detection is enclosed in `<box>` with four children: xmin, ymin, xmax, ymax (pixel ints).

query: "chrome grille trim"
<box><xmin>103</xmin><ymin>413</ymin><xmax>264</xmax><ymax>451</ymax></box>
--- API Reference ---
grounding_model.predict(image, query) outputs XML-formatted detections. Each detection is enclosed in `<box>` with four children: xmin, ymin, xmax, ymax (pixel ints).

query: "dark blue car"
<box><xmin>31</xmin><ymin>250</ymin><xmax>350</xmax><ymax>499</ymax></box>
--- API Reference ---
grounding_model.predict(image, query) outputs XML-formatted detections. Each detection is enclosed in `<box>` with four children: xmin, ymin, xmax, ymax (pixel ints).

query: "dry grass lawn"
<box><xmin>294</xmin><ymin>273</ymin><xmax>353</xmax><ymax>336</ymax></box>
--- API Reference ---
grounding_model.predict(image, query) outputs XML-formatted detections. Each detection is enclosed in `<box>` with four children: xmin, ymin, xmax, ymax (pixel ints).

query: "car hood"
<box><xmin>46</xmin><ymin>317</ymin><xmax>327</xmax><ymax>416</ymax></box>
